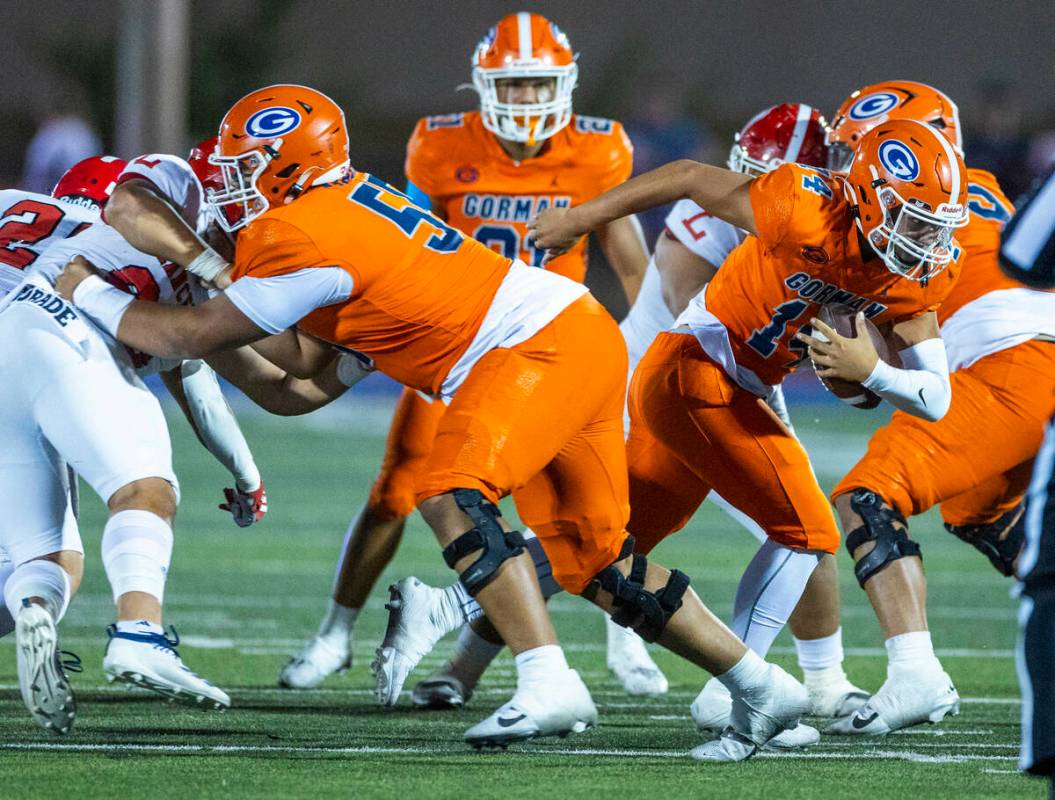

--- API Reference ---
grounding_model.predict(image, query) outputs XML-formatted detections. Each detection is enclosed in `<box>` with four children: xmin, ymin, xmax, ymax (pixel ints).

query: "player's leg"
<box><xmin>280</xmin><ymin>388</ymin><xmax>443</xmax><ymax>688</ymax></box>
<box><xmin>0</xmin><ymin>313</ymin><xmax>86</xmax><ymax>734</ymax></box>
<box><xmin>829</xmin><ymin>347</ymin><xmax>1055</xmax><ymax>734</ymax></box>
<box><xmin>31</xmin><ymin>326</ymin><xmax>228</xmax><ymax>710</ymax></box>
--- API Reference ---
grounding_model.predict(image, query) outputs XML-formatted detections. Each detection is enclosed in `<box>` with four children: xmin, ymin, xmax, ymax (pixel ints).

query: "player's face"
<box><xmin>495</xmin><ymin>77</ymin><xmax>557</xmax><ymax>105</ymax></box>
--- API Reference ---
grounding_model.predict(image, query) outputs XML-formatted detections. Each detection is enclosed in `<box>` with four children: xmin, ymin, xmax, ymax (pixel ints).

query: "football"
<box><xmin>812</xmin><ymin>304</ymin><xmax>899</xmax><ymax>409</ymax></box>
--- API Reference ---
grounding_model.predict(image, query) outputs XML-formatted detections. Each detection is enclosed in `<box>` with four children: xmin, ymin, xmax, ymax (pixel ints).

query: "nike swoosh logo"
<box><xmin>852</xmin><ymin>710</ymin><xmax>879</xmax><ymax>729</ymax></box>
<box><xmin>918</xmin><ymin>388</ymin><xmax>926</xmax><ymax>405</ymax></box>
<box><xmin>497</xmin><ymin>714</ymin><xmax>527</xmax><ymax>728</ymax></box>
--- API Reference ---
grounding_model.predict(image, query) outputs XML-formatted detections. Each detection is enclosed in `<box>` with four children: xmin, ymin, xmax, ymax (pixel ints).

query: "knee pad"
<box><xmin>944</xmin><ymin>503</ymin><xmax>1025</xmax><ymax>577</ymax></box>
<box><xmin>845</xmin><ymin>489</ymin><xmax>920</xmax><ymax>588</ymax></box>
<box><xmin>441</xmin><ymin>489</ymin><xmax>525</xmax><ymax>596</ymax></box>
<box><xmin>592</xmin><ymin>551</ymin><xmax>690</xmax><ymax>642</ymax></box>
<box><xmin>523</xmin><ymin>534</ymin><xmax>562</xmax><ymax>600</ymax></box>
<box><xmin>101</xmin><ymin>509</ymin><xmax>173</xmax><ymax>603</ymax></box>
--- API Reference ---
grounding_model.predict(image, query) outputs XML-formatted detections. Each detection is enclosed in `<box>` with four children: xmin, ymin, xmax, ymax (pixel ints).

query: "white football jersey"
<box><xmin>24</xmin><ymin>153</ymin><xmax>203</xmax><ymax>375</ymax></box>
<box><xmin>0</xmin><ymin>189</ymin><xmax>99</xmax><ymax>299</ymax></box>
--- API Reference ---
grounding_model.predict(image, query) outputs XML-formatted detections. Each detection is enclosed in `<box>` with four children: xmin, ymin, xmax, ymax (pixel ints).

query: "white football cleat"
<box><xmin>15</xmin><ymin>602</ymin><xmax>76</xmax><ymax>735</ymax></box>
<box><xmin>807</xmin><ymin>676</ymin><xmax>871</xmax><ymax>718</ymax></box>
<box><xmin>103</xmin><ymin>623</ymin><xmax>230</xmax><ymax>710</ymax></box>
<box><xmin>412</xmin><ymin>674</ymin><xmax>473</xmax><ymax>709</ymax></box>
<box><xmin>278</xmin><ymin>634</ymin><xmax>351</xmax><ymax>689</ymax></box>
<box><xmin>372</xmin><ymin>577</ymin><xmax>463</xmax><ymax>707</ymax></box>
<box><xmin>690</xmin><ymin>677</ymin><xmax>732</xmax><ymax>733</ymax></box>
<box><xmin>464</xmin><ymin>669</ymin><xmax>597</xmax><ymax>749</ymax></box>
<box><xmin>826</xmin><ymin>668</ymin><xmax>959</xmax><ymax>735</ymax></box>
<box><xmin>605</xmin><ymin>617</ymin><xmax>668</xmax><ymax>696</ymax></box>
<box><xmin>692</xmin><ymin>663</ymin><xmax>811</xmax><ymax>762</ymax></box>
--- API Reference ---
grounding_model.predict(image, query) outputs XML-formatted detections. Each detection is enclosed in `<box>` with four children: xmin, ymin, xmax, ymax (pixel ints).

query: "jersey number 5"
<box><xmin>350</xmin><ymin>176</ymin><xmax>463</xmax><ymax>253</ymax></box>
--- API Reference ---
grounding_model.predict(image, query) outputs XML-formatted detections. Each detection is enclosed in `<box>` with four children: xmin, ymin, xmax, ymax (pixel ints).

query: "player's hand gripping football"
<box><xmin>220</xmin><ymin>481</ymin><xmax>268</xmax><ymax>528</ymax></box>
<box><xmin>796</xmin><ymin>313</ymin><xmax>879</xmax><ymax>384</ymax></box>
<box><xmin>528</xmin><ymin>206</ymin><xmax>587</xmax><ymax>263</ymax></box>
<box><xmin>55</xmin><ymin>255</ymin><xmax>103</xmax><ymax>300</ymax></box>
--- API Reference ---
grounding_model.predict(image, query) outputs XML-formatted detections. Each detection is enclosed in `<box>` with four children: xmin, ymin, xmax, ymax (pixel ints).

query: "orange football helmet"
<box><xmin>845</xmin><ymin>119</ymin><xmax>968</xmax><ymax>281</ymax></box>
<box><xmin>827</xmin><ymin>81</ymin><xmax>962</xmax><ymax>173</ymax></box>
<box><xmin>471</xmin><ymin>12</ymin><xmax>578</xmax><ymax>144</ymax></box>
<box><xmin>209</xmin><ymin>84</ymin><xmax>350</xmax><ymax>232</ymax></box>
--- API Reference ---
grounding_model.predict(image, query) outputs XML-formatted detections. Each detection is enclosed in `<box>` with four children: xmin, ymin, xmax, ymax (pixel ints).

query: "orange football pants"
<box><xmin>368</xmin><ymin>387</ymin><xmax>446</xmax><ymax>521</ymax></box>
<box><xmin>832</xmin><ymin>340</ymin><xmax>1055</xmax><ymax>524</ymax></box>
<box><xmin>416</xmin><ymin>295</ymin><xmax>632</xmax><ymax>594</ymax></box>
<box><xmin>626</xmin><ymin>331</ymin><xmax>841</xmax><ymax>554</ymax></box>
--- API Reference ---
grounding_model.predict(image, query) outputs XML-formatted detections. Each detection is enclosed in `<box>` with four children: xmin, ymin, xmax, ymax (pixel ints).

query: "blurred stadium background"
<box><xmin>2</xmin><ymin>3</ymin><xmax>1053</xmax><ymax>796</ymax></box>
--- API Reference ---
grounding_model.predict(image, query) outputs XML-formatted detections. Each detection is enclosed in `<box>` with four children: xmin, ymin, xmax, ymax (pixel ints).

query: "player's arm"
<box><xmin>249</xmin><ymin>328</ymin><xmax>336</xmax><ymax>379</ymax></box>
<box><xmin>530</xmin><ymin>161</ymin><xmax>755</xmax><ymax>259</ymax></box>
<box><xmin>205</xmin><ymin>345</ymin><xmax>366</xmax><ymax>417</ymax></box>
<box><xmin>654</xmin><ymin>233</ymin><xmax>719</xmax><ymax>316</ymax></box>
<box><xmin>799</xmin><ymin>311</ymin><xmax>950</xmax><ymax>422</ymax></box>
<box><xmin>160</xmin><ymin>361</ymin><xmax>268</xmax><ymax>527</ymax></box>
<box><xmin>594</xmin><ymin>214</ymin><xmax>648</xmax><ymax>304</ymax></box>
<box><xmin>105</xmin><ymin>177</ymin><xmax>233</xmax><ymax>288</ymax></box>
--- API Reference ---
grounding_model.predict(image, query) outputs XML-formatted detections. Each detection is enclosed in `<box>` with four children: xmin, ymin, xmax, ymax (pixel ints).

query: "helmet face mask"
<box><xmin>471</xmin><ymin>13</ymin><xmax>578</xmax><ymax>145</ymax></box>
<box><xmin>208</xmin><ymin>146</ymin><xmax>273</xmax><ymax>233</ymax></box>
<box><xmin>727</xmin><ymin>143</ymin><xmax>783</xmax><ymax>178</ymax></box>
<box><xmin>826</xmin><ymin>141</ymin><xmax>855</xmax><ymax>174</ymax></box>
<box><xmin>867</xmin><ymin>185</ymin><xmax>963</xmax><ymax>281</ymax></box>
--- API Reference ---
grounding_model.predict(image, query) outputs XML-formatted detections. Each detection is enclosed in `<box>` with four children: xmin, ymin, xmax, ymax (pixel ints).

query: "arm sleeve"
<box><xmin>223</xmin><ymin>268</ymin><xmax>353</xmax><ymax>334</ymax></box>
<box><xmin>861</xmin><ymin>337</ymin><xmax>951</xmax><ymax>422</ymax></box>
<box><xmin>178</xmin><ymin>360</ymin><xmax>261</xmax><ymax>490</ymax></box>
<box><xmin>115</xmin><ymin>154</ymin><xmax>202</xmax><ymax>227</ymax></box>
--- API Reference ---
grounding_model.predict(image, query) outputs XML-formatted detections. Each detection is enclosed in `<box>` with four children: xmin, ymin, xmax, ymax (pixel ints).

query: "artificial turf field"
<box><xmin>0</xmin><ymin>388</ymin><xmax>1043</xmax><ymax>799</ymax></box>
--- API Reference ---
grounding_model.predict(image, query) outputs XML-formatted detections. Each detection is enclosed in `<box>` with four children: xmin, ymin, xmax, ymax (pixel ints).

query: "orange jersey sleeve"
<box><xmin>938</xmin><ymin>168</ymin><xmax>1020</xmax><ymax>323</ymax></box>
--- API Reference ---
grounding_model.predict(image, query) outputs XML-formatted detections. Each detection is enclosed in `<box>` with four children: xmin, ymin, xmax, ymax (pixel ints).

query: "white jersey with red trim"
<box><xmin>18</xmin><ymin>153</ymin><xmax>203</xmax><ymax>375</ymax></box>
<box><xmin>620</xmin><ymin>199</ymin><xmax>746</xmax><ymax>374</ymax></box>
<box><xmin>0</xmin><ymin>189</ymin><xmax>99</xmax><ymax>299</ymax></box>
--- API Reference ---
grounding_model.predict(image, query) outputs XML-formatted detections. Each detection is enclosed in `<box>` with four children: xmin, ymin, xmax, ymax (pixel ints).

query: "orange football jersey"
<box><xmin>405</xmin><ymin>110</ymin><xmax>632</xmax><ymax>282</ymax></box>
<box><xmin>230</xmin><ymin>171</ymin><xmax>512</xmax><ymax>395</ymax></box>
<box><xmin>702</xmin><ymin>163</ymin><xmax>957</xmax><ymax>386</ymax></box>
<box><xmin>937</xmin><ymin>168</ymin><xmax>1018</xmax><ymax>324</ymax></box>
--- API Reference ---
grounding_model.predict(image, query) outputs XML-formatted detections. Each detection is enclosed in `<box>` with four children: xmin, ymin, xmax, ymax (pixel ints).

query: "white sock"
<box><xmin>102</xmin><ymin>510</ymin><xmax>173</xmax><ymax>604</ymax></box>
<box><xmin>885</xmin><ymin>631</ymin><xmax>942</xmax><ymax>673</ymax></box>
<box><xmin>449</xmin><ymin>582</ymin><xmax>483</xmax><ymax>623</ymax></box>
<box><xmin>448</xmin><ymin>624</ymin><xmax>504</xmax><ymax>685</ymax></box>
<box><xmin>317</xmin><ymin>600</ymin><xmax>358</xmax><ymax>641</ymax></box>
<box><xmin>514</xmin><ymin>644</ymin><xmax>569</xmax><ymax>688</ymax></box>
<box><xmin>715</xmin><ymin>647</ymin><xmax>769</xmax><ymax>693</ymax></box>
<box><xmin>0</xmin><ymin>555</ymin><xmax>15</xmax><ymax>637</ymax></box>
<box><xmin>4</xmin><ymin>560</ymin><xmax>71</xmax><ymax>623</ymax></box>
<box><xmin>794</xmin><ymin>627</ymin><xmax>845</xmax><ymax>672</ymax></box>
<box><xmin>731</xmin><ymin>540</ymin><xmax>822</xmax><ymax>657</ymax></box>
<box><xmin>115</xmin><ymin>619</ymin><xmax>165</xmax><ymax>635</ymax></box>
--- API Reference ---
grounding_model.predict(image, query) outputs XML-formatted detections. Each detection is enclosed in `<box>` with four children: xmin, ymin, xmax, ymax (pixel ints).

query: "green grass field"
<box><xmin>0</xmin><ymin>393</ymin><xmax>1042</xmax><ymax>799</ymax></box>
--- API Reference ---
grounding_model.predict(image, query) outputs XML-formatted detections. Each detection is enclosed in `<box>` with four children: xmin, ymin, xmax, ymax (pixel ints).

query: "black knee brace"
<box><xmin>593</xmin><ymin>552</ymin><xmax>690</xmax><ymax>642</ymax></box>
<box><xmin>944</xmin><ymin>503</ymin><xmax>1025</xmax><ymax>577</ymax></box>
<box><xmin>845</xmin><ymin>489</ymin><xmax>920</xmax><ymax>587</ymax></box>
<box><xmin>441</xmin><ymin>489</ymin><xmax>525</xmax><ymax>596</ymax></box>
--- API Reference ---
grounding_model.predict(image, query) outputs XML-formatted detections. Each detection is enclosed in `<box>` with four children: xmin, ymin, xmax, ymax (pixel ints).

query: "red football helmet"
<box><xmin>209</xmin><ymin>84</ymin><xmax>350</xmax><ymax>232</ymax></box>
<box><xmin>471</xmin><ymin>12</ymin><xmax>578</xmax><ymax>144</ymax></box>
<box><xmin>188</xmin><ymin>136</ymin><xmax>223</xmax><ymax>195</ymax></box>
<box><xmin>827</xmin><ymin>81</ymin><xmax>962</xmax><ymax>173</ymax></box>
<box><xmin>728</xmin><ymin>104</ymin><xmax>828</xmax><ymax>177</ymax></box>
<box><xmin>51</xmin><ymin>155</ymin><xmax>127</xmax><ymax>209</ymax></box>
<box><xmin>845</xmin><ymin>119</ymin><xmax>968</xmax><ymax>281</ymax></box>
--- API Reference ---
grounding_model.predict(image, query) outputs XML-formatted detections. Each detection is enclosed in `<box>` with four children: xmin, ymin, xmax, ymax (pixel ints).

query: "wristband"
<box><xmin>336</xmin><ymin>351</ymin><xmax>375</xmax><ymax>387</ymax></box>
<box><xmin>72</xmin><ymin>275</ymin><xmax>134</xmax><ymax>338</ymax></box>
<box><xmin>186</xmin><ymin>248</ymin><xmax>231</xmax><ymax>283</ymax></box>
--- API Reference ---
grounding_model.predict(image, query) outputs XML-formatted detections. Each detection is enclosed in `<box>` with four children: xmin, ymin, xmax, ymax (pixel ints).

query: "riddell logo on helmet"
<box><xmin>877</xmin><ymin>140</ymin><xmax>920</xmax><ymax>181</ymax></box>
<box><xmin>848</xmin><ymin>92</ymin><xmax>899</xmax><ymax>121</ymax></box>
<box><xmin>245</xmin><ymin>107</ymin><xmax>302</xmax><ymax>138</ymax></box>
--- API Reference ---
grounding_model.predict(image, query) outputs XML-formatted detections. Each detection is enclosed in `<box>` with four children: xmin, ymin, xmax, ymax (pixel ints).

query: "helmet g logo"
<box><xmin>245</xmin><ymin>107</ymin><xmax>302</xmax><ymax>138</ymax></box>
<box><xmin>849</xmin><ymin>92</ymin><xmax>899</xmax><ymax>121</ymax></box>
<box><xmin>878</xmin><ymin>140</ymin><xmax>920</xmax><ymax>181</ymax></box>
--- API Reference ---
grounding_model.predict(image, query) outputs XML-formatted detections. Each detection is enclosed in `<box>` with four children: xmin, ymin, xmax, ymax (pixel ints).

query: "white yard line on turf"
<box><xmin>0</xmin><ymin>741</ymin><xmax>1018</xmax><ymax>764</ymax></box>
